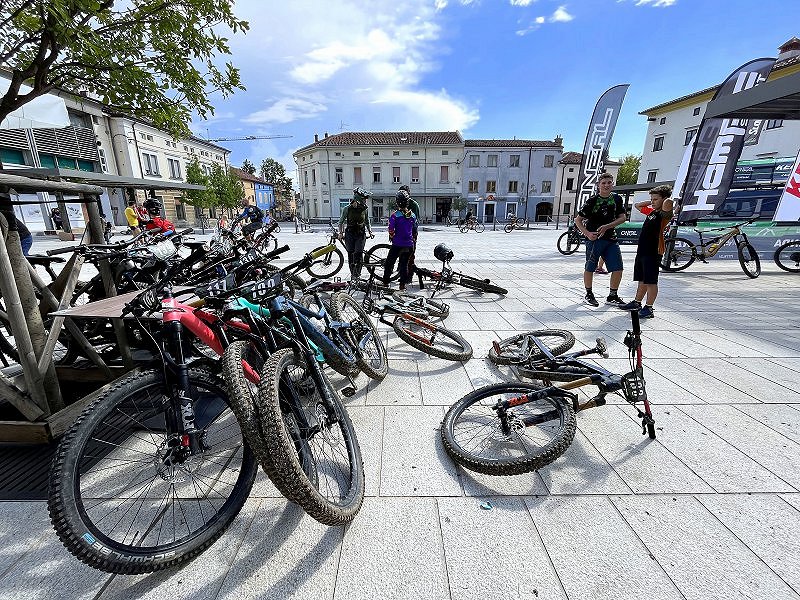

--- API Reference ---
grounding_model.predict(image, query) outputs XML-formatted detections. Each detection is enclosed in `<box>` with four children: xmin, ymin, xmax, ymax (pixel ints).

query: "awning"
<box><xmin>704</xmin><ymin>70</ymin><xmax>800</xmax><ymax>120</ymax></box>
<box><xmin>0</xmin><ymin>167</ymin><xmax>206</xmax><ymax>191</ymax></box>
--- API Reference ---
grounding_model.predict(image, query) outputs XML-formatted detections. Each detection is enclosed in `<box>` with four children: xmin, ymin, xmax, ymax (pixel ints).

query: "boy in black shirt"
<box><xmin>575</xmin><ymin>173</ymin><xmax>627</xmax><ymax>307</ymax></box>
<box><xmin>620</xmin><ymin>185</ymin><xmax>674</xmax><ymax>318</ymax></box>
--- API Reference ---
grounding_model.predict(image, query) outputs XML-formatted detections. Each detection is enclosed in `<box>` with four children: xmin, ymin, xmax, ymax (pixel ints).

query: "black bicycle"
<box><xmin>556</xmin><ymin>220</ymin><xmax>582</xmax><ymax>255</ymax></box>
<box><xmin>414</xmin><ymin>243</ymin><xmax>508</xmax><ymax>296</ymax></box>
<box><xmin>774</xmin><ymin>237</ymin><xmax>800</xmax><ymax>273</ymax></box>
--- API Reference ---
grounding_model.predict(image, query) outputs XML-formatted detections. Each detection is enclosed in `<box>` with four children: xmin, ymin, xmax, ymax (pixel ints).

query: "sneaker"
<box><xmin>639</xmin><ymin>306</ymin><xmax>655</xmax><ymax>319</ymax></box>
<box><xmin>584</xmin><ymin>291</ymin><xmax>599</xmax><ymax>307</ymax></box>
<box><xmin>619</xmin><ymin>300</ymin><xmax>642</xmax><ymax>311</ymax></box>
<box><xmin>605</xmin><ymin>294</ymin><xmax>626</xmax><ymax>306</ymax></box>
<box><xmin>594</xmin><ymin>267</ymin><xmax>608</xmax><ymax>274</ymax></box>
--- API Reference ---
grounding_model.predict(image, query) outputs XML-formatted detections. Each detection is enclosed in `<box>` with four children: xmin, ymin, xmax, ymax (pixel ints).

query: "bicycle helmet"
<box><xmin>144</xmin><ymin>198</ymin><xmax>162</xmax><ymax>215</ymax></box>
<box><xmin>395</xmin><ymin>189</ymin><xmax>410</xmax><ymax>209</ymax></box>
<box><xmin>434</xmin><ymin>243</ymin><xmax>454</xmax><ymax>263</ymax></box>
<box><xmin>353</xmin><ymin>186</ymin><xmax>371</xmax><ymax>201</ymax></box>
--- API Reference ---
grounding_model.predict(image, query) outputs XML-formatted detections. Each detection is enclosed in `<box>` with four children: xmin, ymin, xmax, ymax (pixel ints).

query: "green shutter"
<box><xmin>57</xmin><ymin>156</ymin><xmax>77</xmax><ymax>169</ymax></box>
<box><xmin>0</xmin><ymin>148</ymin><xmax>26</xmax><ymax>165</ymax></box>
<box><xmin>39</xmin><ymin>154</ymin><xmax>57</xmax><ymax>168</ymax></box>
<box><xmin>77</xmin><ymin>160</ymin><xmax>96</xmax><ymax>172</ymax></box>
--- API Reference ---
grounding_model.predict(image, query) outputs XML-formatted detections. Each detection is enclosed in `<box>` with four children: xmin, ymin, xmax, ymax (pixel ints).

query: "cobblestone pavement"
<box><xmin>2</xmin><ymin>226</ymin><xmax>799</xmax><ymax>599</ymax></box>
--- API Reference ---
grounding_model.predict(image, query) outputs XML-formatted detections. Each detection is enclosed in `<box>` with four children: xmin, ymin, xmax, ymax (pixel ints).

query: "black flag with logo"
<box><xmin>576</xmin><ymin>84</ymin><xmax>629</xmax><ymax>211</ymax></box>
<box><xmin>677</xmin><ymin>58</ymin><xmax>775</xmax><ymax>223</ymax></box>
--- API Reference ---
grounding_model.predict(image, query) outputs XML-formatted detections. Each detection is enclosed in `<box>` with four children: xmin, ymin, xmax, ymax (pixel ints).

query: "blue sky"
<box><xmin>197</xmin><ymin>0</ymin><xmax>800</xmax><ymax>180</ymax></box>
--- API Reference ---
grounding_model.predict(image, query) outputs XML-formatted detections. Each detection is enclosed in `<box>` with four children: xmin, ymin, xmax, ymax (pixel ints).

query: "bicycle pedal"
<box><xmin>341</xmin><ymin>386</ymin><xmax>356</xmax><ymax>397</ymax></box>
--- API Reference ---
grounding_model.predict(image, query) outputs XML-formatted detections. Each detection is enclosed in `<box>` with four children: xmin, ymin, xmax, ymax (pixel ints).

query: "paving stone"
<box><xmin>418</xmin><ymin>361</ymin><xmax>474</xmax><ymax>406</ymax></box>
<box><xmin>735</xmin><ymin>403</ymin><xmax>800</xmax><ymax>444</ymax></box>
<box><xmin>613</xmin><ymin>495</ymin><xmax>799</xmax><ymax>600</ymax></box>
<box><xmin>347</xmin><ymin>406</ymin><xmax>385</xmax><ymax>496</ymax></box>
<box><xmin>438</xmin><ymin>497</ymin><xmax>565</xmax><ymax>600</ymax></box>
<box><xmin>334</xmin><ymin>498</ymin><xmax>448</xmax><ymax>600</ymax></box>
<box><xmin>366</xmin><ymin>359</ymin><xmax>422</xmax><ymax>405</ymax></box>
<box><xmin>710</xmin><ymin>328</ymin><xmax>800</xmax><ymax>357</ymax></box>
<box><xmin>643</xmin><ymin>331</ymin><xmax>726</xmax><ymax>358</ymax></box>
<box><xmin>380</xmin><ymin>406</ymin><xmax>462</xmax><ymax>496</ymax></box>
<box><xmin>691</xmin><ymin>358</ymin><xmax>800</xmax><ymax>403</ymax></box>
<box><xmin>696</xmin><ymin>493</ymin><xmax>800</xmax><ymax>593</ymax></box>
<box><xmin>670</xmin><ymin>329</ymin><xmax>768</xmax><ymax>358</ymax></box>
<box><xmin>0</xmin><ymin>502</ymin><xmax>49</xmax><ymax>578</ymax></box>
<box><xmin>657</xmin><ymin>360</ymin><xmax>758</xmax><ymax>404</ymax></box>
<box><xmin>525</xmin><ymin>496</ymin><xmax>683</xmax><ymax>600</ymax></box>
<box><xmin>727</xmin><ymin>357</ymin><xmax>800</xmax><ymax>393</ymax></box>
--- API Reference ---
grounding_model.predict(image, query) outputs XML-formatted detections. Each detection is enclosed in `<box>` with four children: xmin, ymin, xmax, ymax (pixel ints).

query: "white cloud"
<box><xmin>536</xmin><ymin>16</ymin><xmax>545</xmax><ymax>23</ymax></box>
<box><xmin>373</xmin><ymin>89</ymin><xmax>479</xmax><ymax>130</ymax></box>
<box><xmin>634</xmin><ymin>0</ymin><xmax>677</xmax><ymax>5</ymax></box>
<box><xmin>550</xmin><ymin>6</ymin><xmax>573</xmax><ymax>21</ymax></box>
<box><xmin>516</xmin><ymin>6</ymin><xmax>573</xmax><ymax>35</ymax></box>
<box><xmin>510</xmin><ymin>0</ymin><xmax>535</xmax><ymax>6</ymax></box>
<box><xmin>244</xmin><ymin>97</ymin><xmax>327</xmax><ymax>125</ymax></box>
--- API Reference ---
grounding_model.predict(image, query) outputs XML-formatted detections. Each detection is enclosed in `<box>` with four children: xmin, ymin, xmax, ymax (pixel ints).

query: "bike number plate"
<box><xmin>251</xmin><ymin>272</ymin><xmax>282</xmax><ymax>299</ymax></box>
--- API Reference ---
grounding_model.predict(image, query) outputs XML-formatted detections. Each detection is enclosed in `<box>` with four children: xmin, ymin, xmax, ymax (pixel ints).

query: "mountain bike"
<box><xmin>503</xmin><ymin>216</ymin><xmax>530</xmax><ymax>233</ymax></box>
<box><xmin>414</xmin><ymin>243</ymin><xmax>507</xmax><ymax>297</ymax></box>
<box><xmin>459</xmin><ymin>217</ymin><xmax>484</xmax><ymax>233</ymax></box>
<box><xmin>661</xmin><ymin>216</ymin><xmax>761</xmax><ymax>278</ymax></box>
<box><xmin>774</xmin><ymin>238</ymin><xmax>800</xmax><ymax>273</ymax></box>
<box><xmin>556</xmin><ymin>220</ymin><xmax>582</xmax><ymax>255</ymax></box>
<box><xmin>307</xmin><ymin>222</ymin><xmax>399</xmax><ymax>282</ymax></box>
<box><xmin>441</xmin><ymin>309</ymin><xmax>655</xmax><ymax>475</ymax></box>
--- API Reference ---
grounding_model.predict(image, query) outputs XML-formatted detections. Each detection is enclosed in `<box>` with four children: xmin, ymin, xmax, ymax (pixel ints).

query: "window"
<box><xmin>566</xmin><ymin>177</ymin><xmax>574</xmax><ymax>191</ymax></box>
<box><xmin>441</xmin><ymin>150</ymin><xmax>449</xmax><ymax>156</ymax></box>
<box><xmin>563</xmin><ymin>202</ymin><xmax>571</xmax><ymax>215</ymax></box>
<box><xmin>91</xmin><ymin>115</ymin><xmax>100</xmax><ymax>125</ymax></box>
<box><xmin>766</xmin><ymin>119</ymin><xmax>784</xmax><ymax>130</ymax></box>
<box><xmin>659</xmin><ymin>117</ymin><xmax>666</xmax><ymax>125</ymax></box>
<box><xmin>508</xmin><ymin>180</ymin><xmax>518</xmax><ymax>193</ymax></box>
<box><xmin>693</xmin><ymin>107</ymin><xmax>701</xmax><ymax>116</ymax></box>
<box><xmin>440</xmin><ymin>165</ymin><xmax>449</xmax><ymax>183</ymax></box>
<box><xmin>373</xmin><ymin>166</ymin><xmax>381</xmax><ymax>183</ymax></box>
<box><xmin>468</xmin><ymin>180</ymin><xmax>479</xmax><ymax>193</ymax></box>
<box><xmin>98</xmin><ymin>148</ymin><xmax>108</xmax><ymax>173</ymax></box>
<box><xmin>393</xmin><ymin>151</ymin><xmax>400</xmax><ymax>156</ymax></box>
<box><xmin>486</xmin><ymin>180</ymin><xmax>496</xmax><ymax>193</ymax></box>
<box><xmin>142</xmin><ymin>152</ymin><xmax>160</xmax><ymax>176</ymax></box>
<box><xmin>544</xmin><ymin>155</ymin><xmax>554</xmax><ymax>168</ymax></box>
<box><xmin>393</xmin><ymin>166</ymin><xmax>401</xmax><ymax>183</ymax></box>
<box><xmin>353</xmin><ymin>167</ymin><xmax>362</xmax><ymax>184</ymax></box>
<box><xmin>312</xmin><ymin>169</ymin><xmax>316</xmax><ymax>185</ymax></box>
<box><xmin>487</xmin><ymin>155</ymin><xmax>498</xmax><ymax>167</ymax></box>
<box><xmin>354</xmin><ymin>151</ymin><xmax>361</xmax><ymax>156</ymax></box>
<box><xmin>304</xmin><ymin>171</ymin><xmax>308</xmax><ymax>186</ymax></box>
<box><xmin>509</xmin><ymin>154</ymin><xmax>520</xmax><ymax>168</ymax></box>
<box><xmin>469</xmin><ymin>155</ymin><xmax>480</xmax><ymax>167</ymax></box>
<box><xmin>335</xmin><ymin>152</ymin><xmax>342</xmax><ymax>157</ymax></box>
<box><xmin>541</xmin><ymin>180</ymin><xmax>552</xmax><ymax>194</ymax></box>
<box><xmin>335</xmin><ymin>167</ymin><xmax>343</xmax><ymax>184</ymax></box>
<box><xmin>411</xmin><ymin>166</ymin><xmax>420</xmax><ymax>183</ymax></box>
<box><xmin>373</xmin><ymin>151</ymin><xmax>379</xmax><ymax>156</ymax></box>
<box><xmin>176</xmin><ymin>202</ymin><xmax>187</xmax><ymax>221</ymax></box>
<box><xmin>412</xmin><ymin>150</ymin><xmax>419</xmax><ymax>156</ymax></box>
<box><xmin>684</xmin><ymin>128</ymin><xmax>698</xmax><ymax>146</ymax></box>
<box><xmin>167</xmin><ymin>158</ymin><xmax>181</xmax><ymax>179</ymax></box>
<box><xmin>652</xmin><ymin>136</ymin><xmax>664</xmax><ymax>152</ymax></box>
<box><xmin>647</xmin><ymin>171</ymin><xmax>658</xmax><ymax>183</ymax></box>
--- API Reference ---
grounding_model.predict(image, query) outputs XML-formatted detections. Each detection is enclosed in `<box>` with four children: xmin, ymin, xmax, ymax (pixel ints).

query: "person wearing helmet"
<box><xmin>143</xmin><ymin>198</ymin><xmax>175</xmax><ymax>233</ymax></box>
<box><xmin>339</xmin><ymin>187</ymin><xmax>374</xmax><ymax>279</ymax></box>
<box><xmin>232</xmin><ymin>198</ymin><xmax>265</xmax><ymax>240</ymax></box>
<box><xmin>398</xmin><ymin>185</ymin><xmax>421</xmax><ymax>285</ymax></box>
<box><xmin>384</xmin><ymin>189</ymin><xmax>417</xmax><ymax>290</ymax></box>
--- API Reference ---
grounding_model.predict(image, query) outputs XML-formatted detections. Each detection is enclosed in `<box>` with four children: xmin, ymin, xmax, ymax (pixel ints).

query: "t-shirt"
<box><xmin>638</xmin><ymin>206</ymin><xmax>674</xmax><ymax>256</ymax></box>
<box><xmin>145</xmin><ymin>216</ymin><xmax>175</xmax><ymax>233</ymax></box>
<box><xmin>578</xmin><ymin>193</ymin><xmax>625</xmax><ymax>240</ymax></box>
<box><xmin>339</xmin><ymin>204</ymin><xmax>369</xmax><ymax>230</ymax></box>
<box><xmin>124</xmin><ymin>206</ymin><xmax>139</xmax><ymax>227</ymax></box>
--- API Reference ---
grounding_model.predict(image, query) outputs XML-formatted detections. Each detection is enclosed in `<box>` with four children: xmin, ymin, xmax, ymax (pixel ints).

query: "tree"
<box><xmin>260</xmin><ymin>158</ymin><xmax>293</xmax><ymax>202</ymax></box>
<box><xmin>452</xmin><ymin>196</ymin><xmax>468</xmax><ymax>216</ymax></box>
<box><xmin>616</xmin><ymin>154</ymin><xmax>642</xmax><ymax>186</ymax></box>
<box><xmin>241</xmin><ymin>159</ymin><xmax>256</xmax><ymax>175</ymax></box>
<box><xmin>184</xmin><ymin>157</ymin><xmax>215</xmax><ymax>210</ymax></box>
<box><xmin>209</xmin><ymin>164</ymin><xmax>244</xmax><ymax>210</ymax></box>
<box><xmin>0</xmin><ymin>0</ymin><xmax>249</xmax><ymax>139</ymax></box>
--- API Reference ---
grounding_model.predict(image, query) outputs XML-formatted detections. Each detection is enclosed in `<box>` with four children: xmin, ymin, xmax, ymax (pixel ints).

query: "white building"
<box><xmin>293</xmin><ymin>131</ymin><xmax>463</xmax><ymax>223</ymax></box>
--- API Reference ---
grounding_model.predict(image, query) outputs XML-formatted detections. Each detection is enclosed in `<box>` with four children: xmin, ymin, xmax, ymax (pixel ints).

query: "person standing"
<box><xmin>338</xmin><ymin>187</ymin><xmax>374</xmax><ymax>279</ymax></box>
<box><xmin>619</xmin><ymin>185</ymin><xmax>674</xmax><ymax>319</ymax></box>
<box><xmin>383</xmin><ymin>192</ymin><xmax>417</xmax><ymax>291</ymax></box>
<box><xmin>398</xmin><ymin>186</ymin><xmax>420</xmax><ymax>284</ymax></box>
<box><xmin>15</xmin><ymin>217</ymin><xmax>32</xmax><ymax>256</ymax></box>
<box><xmin>124</xmin><ymin>199</ymin><xmax>140</xmax><ymax>234</ymax></box>
<box><xmin>575</xmin><ymin>172</ymin><xmax>627</xmax><ymax>307</ymax></box>
<box><xmin>50</xmin><ymin>208</ymin><xmax>64</xmax><ymax>231</ymax></box>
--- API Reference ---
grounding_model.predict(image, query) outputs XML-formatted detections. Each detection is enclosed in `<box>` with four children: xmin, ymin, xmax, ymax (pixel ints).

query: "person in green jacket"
<box><xmin>338</xmin><ymin>187</ymin><xmax>374</xmax><ymax>279</ymax></box>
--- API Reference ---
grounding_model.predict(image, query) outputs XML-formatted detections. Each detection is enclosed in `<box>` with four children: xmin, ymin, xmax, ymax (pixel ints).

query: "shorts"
<box><xmin>242</xmin><ymin>222</ymin><xmax>261</xmax><ymax>236</ymax></box>
<box><xmin>633</xmin><ymin>254</ymin><xmax>661</xmax><ymax>285</ymax></box>
<box><xmin>585</xmin><ymin>239</ymin><xmax>623</xmax><ymax>273</ymax></box>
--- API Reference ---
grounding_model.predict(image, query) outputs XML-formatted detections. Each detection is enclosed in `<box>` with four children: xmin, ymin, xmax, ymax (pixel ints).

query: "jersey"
<box><xmin>638</xmin><ymin>206</ymin><xmax>674</xmax><ymax>256</ymax></box>
<box><xmin>236</xmin><ymin>205</ymin><xmax>264</xmax><ymax>225</ymax></box>
<box><xmin>339</xmin><ymin>204</ymin><xmax>369</xmax><ymax>231</ymax></box>
<box><xmin>124</xmin><ymin>206</ymin><xmax>139</xmax><ymax>227</ymax></box>
<box><xmin>145</xmin><ymin>215</ymin><xmax>175</xmax><ymax>233</ymax></box>
<box><xmin>578</xmin><ymin>193</ymin><xmax>625</xmax><ymax>240</ymax></box>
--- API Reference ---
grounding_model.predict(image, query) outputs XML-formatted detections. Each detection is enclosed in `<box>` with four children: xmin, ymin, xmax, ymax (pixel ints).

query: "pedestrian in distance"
<box><xmin>339</xmin><ymin>187</ymin><xmax>374</xmax><ymax>279</ymax></box>
<box><xmin>124</xmin><ymin>199</ymin><xmax>140</xmax><ymax>235</ymax></box>
<box><xmin>574</xmin><ymin>172</ymin><xmax>627</xmax><ymax>307</ymax></box>
<box><xmin>383</xmin><ymin>191</ymin><xmax>417</xmax><ymax>291</ymax></box>
<box><xmin>399</xmin><ymin>185</ymin><xmax>420</xmax><ymax>281</ymax></box>
<box><xmin>619</xmin><ymin>185</ymin><xmax>674</xmax><ymax>319</ymax></box>
<box><xmin>50</xmin><ymin>208</ymin><xmax>63</xmax><ymax>231</ymax></box>
<box><xmin>15</xmin><ymin>216</ymin><xmax>32</xmax><ymax>256</ymax></box>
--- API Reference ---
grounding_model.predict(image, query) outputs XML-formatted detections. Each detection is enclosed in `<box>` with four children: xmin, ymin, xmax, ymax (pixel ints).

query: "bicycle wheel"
<box><xmin>660</xmin><ymin>237</ymin><xmax>696</xmax><ymax>272</ymax></box>
<box><xmin>459</xmin><ymin>222</ymin><xmax>469</xmax><ymax>233</ymax></box>
<box><xmin>737</xmin><ymin>241</ymin><xmax>761</xmax><ymax>278</ymax></box>
<box><xmin>330</xmin><ymin>292</ymin><xmax>388</xmax><ymax>381</ymax></box>
<box><xmin>504</xmin><ymin>223</ymin><xmax>513</xmax><ymax>234</ymax></box>
<box><xmin>457</xmin><ymin>275</ymin><xmax>508</xmax><ymax>295</ymax></box>
<box><xmin>48</xmin><ymin>368</ymin><xmax>257</xmax><ymax>574</ymax></box>
<box><xmin>392</xmin><ymin>315</ymin><xmax>472</xmax><ymax>361</ymax></box>
<box><xmin>391</xmin><ymin>292</ymin><xmax>449</xmax><ymax>319</ymax></box>
<box><xmin>256</xmin><ymin>348</ymin><xmax>365</xmax><ymax>525</ymax></box>
<box><xmin>474</xmin><ymin>221</ymin><xmax>485</xmax><ymax>233</ymax></box>
<box><xmin>774</xmin><ymin>240</ymin><xmax>800</xmax><ymax>272</ymax></box>
<box><xmin>488</xmin><ymin>330</ymin><xmax>576</xmax><ymax>366</ymax></box>
<box><xmin>441</xmin><ymin>382</ymin><xmax>577</xmax><ymax>475</ymax></box>
<box><xmin>306</xmin><ymin>245</ymin><xmax>344</xmax><ymax>279</ymax></box>
<box><xmin>556</xmin><ymin>231</ymin><xmax>578</xmax><ymax>255</ymax></box>
<box><xmin>364</xmin><ymin>243</ymin><xmax>399</xmax><ymax>282</ymax></box>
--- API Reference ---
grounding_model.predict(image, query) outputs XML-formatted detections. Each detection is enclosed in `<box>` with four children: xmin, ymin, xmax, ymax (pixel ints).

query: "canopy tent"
<box><xmin>704</xmin><ymin>70</ymin><xmax>800</xmax><ymax>120</ymax></box>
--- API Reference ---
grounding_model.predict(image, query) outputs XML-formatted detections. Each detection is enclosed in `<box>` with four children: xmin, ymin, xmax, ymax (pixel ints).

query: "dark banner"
<box><xmin>742</xmin><ymin>119</ymin><xmax>764</xmax><ymax>146</ymax></box>
<box><xmin>576</xmin><ymin>84</ymin><xmax>629</xmax><ymax>210</ymax></box>
<box><xmin>677</xmin><ymin>58</ymin><xmax>776</xmax><ymax>224</ymax></box>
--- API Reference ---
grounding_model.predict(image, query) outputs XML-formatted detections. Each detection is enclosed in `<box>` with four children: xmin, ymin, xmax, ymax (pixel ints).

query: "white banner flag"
<box><xmin>773</xmin><ymin>148</ymin><xmax>800</xmax><ymax>222</ymax></box>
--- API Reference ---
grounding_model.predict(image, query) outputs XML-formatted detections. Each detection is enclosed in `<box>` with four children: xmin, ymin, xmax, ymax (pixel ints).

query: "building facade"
<box><xmin>462</xmin><ymin>139</ymin><xmax>563</xmax><ymax>223</ymax></box>
<box><xmin>230</xmin><ymin>167</ymin><xmax>275</xmax><ymax>214</ymax></box>
<box><xmin>293</xmin><ymin>132</ymin><xmax>463</xmax><ymax>223</ymax></box>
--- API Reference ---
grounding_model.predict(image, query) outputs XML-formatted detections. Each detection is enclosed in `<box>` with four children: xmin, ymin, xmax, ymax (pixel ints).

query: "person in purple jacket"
<box><xmin>383</xmin><ymin>190</ymin><xmax>417</xmax><ymax>290</ymax></box>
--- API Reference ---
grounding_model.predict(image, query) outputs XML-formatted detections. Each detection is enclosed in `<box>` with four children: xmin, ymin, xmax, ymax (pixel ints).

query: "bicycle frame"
<box><xmin>696</xmin><ymin>224</ymin><xmax>744</xmax><ymax>259</ymax></box>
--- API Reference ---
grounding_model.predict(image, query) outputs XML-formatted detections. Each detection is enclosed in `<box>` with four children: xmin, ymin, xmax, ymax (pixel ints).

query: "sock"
<box><xmin>609</xmin><ymin>288</ymin><xmax>618</xmax><ymax>297</ymax></box>
<box><xmin>586</xmin><ymin>287</ymin><xmax>593</xmax><ymax>295</ymax></box>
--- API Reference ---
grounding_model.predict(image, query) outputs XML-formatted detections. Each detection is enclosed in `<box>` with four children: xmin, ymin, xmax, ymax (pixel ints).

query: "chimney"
<box><xmin>778</xmin><ymin>37</ymin><xmax>800</xmax><ymax>62</ymax></box>
<box><xmin>554</xmin><ymin>135</ymin><xmax>563</xmax><ymax>147</ymax></box>
<box><xmin>324</xmin><ymin>132</ymin><xmax>328</xmax><ymax>138</ymax></box>
<box><xmin>314</xmin><ymin>134</ymin><xmax>319</xmax><ymax>142</ymax></box>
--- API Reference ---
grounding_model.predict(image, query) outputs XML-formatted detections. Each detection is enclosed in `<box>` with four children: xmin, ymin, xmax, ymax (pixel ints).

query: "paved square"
<box><xmin>3</xmin><ymin>225</ymin><xmax>799</xmax><ymax>599</ymax></box>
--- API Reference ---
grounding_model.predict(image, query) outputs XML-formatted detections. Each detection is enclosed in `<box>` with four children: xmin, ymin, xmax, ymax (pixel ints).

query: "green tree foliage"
<box><xmin>241</xmin><ymin>159</ymin><xmax>256</xmax><ymax>175</ymax></box>
<box><xmin>0</xmin><ymin>0</ymin><xmax>249</xmax><ymax>138</ymax></box>
<box><xmin>616</xmin><ymin>154</ymin><xmax>642</xmax><ymax>186</ymax></box>
<box><xmin>451</xmin><ymin>196</ymin><xmax>468</xmax><ymax>215</ymax></box>
<box><xmin>260</xmin><ymin>157</ymin><xmax>293</xmax><ymax>199</ymax></box>
<box><xmin>184</xmin><ymin>157</ymin><xmax>215</xmax><ymax>209</ymax></box>
<box><xmin>210</xmin><ymin>164</ymin><xmax>244</xmax><ymax>210</ymax></box>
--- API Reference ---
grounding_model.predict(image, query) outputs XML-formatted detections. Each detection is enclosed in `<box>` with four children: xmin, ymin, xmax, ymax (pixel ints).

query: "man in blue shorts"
<box><xmin>575</xmin><ymin>172</ymin><xmax>627</xmax><ymax>307</ymax></box>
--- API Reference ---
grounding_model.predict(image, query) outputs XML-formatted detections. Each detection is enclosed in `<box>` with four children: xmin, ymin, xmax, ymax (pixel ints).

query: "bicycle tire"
<box><xmin>559</xmin><ymin>231</ymin><xmax>581</xmax><ymax>255</ymax></box>
<box><xmin>457</xmin><ymin>275</ymin><xmax>508</xmax><ymax>295</ymax></box>
<box><xmin>504</xmin><ymin>223</ymin><xmax>513</xmax><ymax>234</ymax></box>
<box><xmin>474</xmin><ymin>221</ymin><xmax>485</xmax><ymax>233</ymax></box>
<box><xmin>392</xmin><ymin>315</ymin><xmax>472</xmax><ymax>361</ymax></box>
<box><xmin>256</xmin><ymin>348</ymin><xmax>365</xmax><ymax>525</ymax></box>
<box><xmin>488</xmin><ymin>330</ymin><xmax>576</xmax><ymax>366</ymax></box>
<box><xmin>330</xmin><ymin>292</ymin><xmax>388</xmax><ymax>381</ymax></box>
<box><xmin>441</xmin><ymin>382</ymin><xmax>577</xmax><ymax>475</ymax></box>
<box><xmin>48</xmin><ymin>368</ymin><xmax>257</xmax><ymax>574</ymax></box>
<box><xmin>306</xmin><ymin>245</ymin><xmax>344</xmax><ymax>279</ymax></box>
<box><xmin>660</xmin><ymin>237</ymin><xmax>696</xmax><ymax>272</ymax></box>
<box><xmin>774</xmin><ymin>240</ymin><xmax>800</xmax><ymax>272</ymax></box>
<box><xmin>737</xmin><ymin>241</ymin><xmax>761</xmax><ymax>279</ymax></box>
<box><xmin>391</xmin><ymin>292</ymin><xmax>449</xmax><ymax>319</ymax></box>
<box><xmin>517</xmin><ymin>366</ymin><xmax>596</xmax><ymax>382</ymax></box>
<box><xmin>459</xmin><ymin>223</ymin><xmax>469</xmax><ymax>233</ymax></box>
<box><xmin>364</xmin><ymin>243</ymin><xmax>399</xmax><ymax>282</ymax></box>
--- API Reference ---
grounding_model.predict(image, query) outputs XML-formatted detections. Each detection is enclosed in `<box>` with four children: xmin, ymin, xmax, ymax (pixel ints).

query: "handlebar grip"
<box><xmin>47</xmin><ymin>245</ymin><xmax>81</xmax><ymax>256</ymax></box>
<box><xmin>265</xmin><ymin>222</ymin><xmax>279</xmax><ymax>235</ymax></box>
<box><xmin>310</xmin><ymin>244</ymin><xmax>335</xmax><ymax>260</ymax></box>
<box><xmin>176</xmin><ymin>227</ymin><xmax>194</xmax><ymax>236</ymax></box>
<box><xmin>264</xmin><ymin>244</ymin><xmax>290</xmax><ymax>260</ymax></box>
